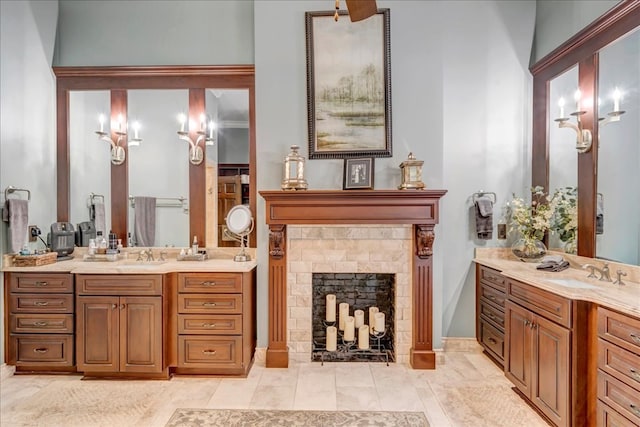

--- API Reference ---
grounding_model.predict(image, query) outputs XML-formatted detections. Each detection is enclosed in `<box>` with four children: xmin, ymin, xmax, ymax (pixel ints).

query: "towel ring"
<box><xmin>4</xmin><ymin>186</ymin><xmax>31</xmax><ymax>201</ymax></box>
<box><xmin>472</xmin><ymin>190</ymin><xmax>496</xmax><ymax>204</ymax></box>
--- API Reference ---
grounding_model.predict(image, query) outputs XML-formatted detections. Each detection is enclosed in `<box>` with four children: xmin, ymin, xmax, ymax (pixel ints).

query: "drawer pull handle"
<box><xmin>34</xmin><ymin>301</ymin><xmax>49</xmax><ymax>306</ymax></box>
<box><xmin>112</xmin><ymin>304</ymin><xmax>117</xmax><ymax>309</ymax></box>
<box><xmin>33</xmin><ymin>348</ymin><xmax>49</xmax><ymax>354</ymax></box>
<box><xmin>487</xmin><ymin>337</ymin><xmax>497</xmax><ymax>345</ymax></box>
<box><xmin>202</xmin><ymin>323</ymin><xmax>217</xmax><ymax>328</ymax></box>
<box><xmin>202</xmin><ymin>350</ymin><xmax>217</xmax><ymax>355</ymax></box>
<box><xmin>487</xmin><ymin>295</ymin><xmax>496</xmax><ymax>301</ymax></box>
<box><xmin>631</xmin><ymin>404</ymin><xmax>640</xmax><ymax>417</ymax></box>
<box><xmin>202</xmin><ymin>281</ymin><xmax>216</xmax><ymax>286</ymax></box>
<box><xmin>35</xmin><ymin>281</ymin><xmax>48</xmax><ymax>286</ymax></box>
<box><xmin>33</xmin><ymin>321</ymin><xmax>49</xmax><ymax>327</ymax></box>
<box><xmin>630</xmin><ymin>334</ymin><xmax>640</xmax><ymax>344</ymax></box>
<box><xmin>487</xmin><ymin>313</ymin><xmax>496</xmax><ymax>320</ymax></box>
<box><xmin>630</xmin><ymin>369</ymin><xmax>640</xmax><ymax>382</ymax></box>
<box><xmin>203</xmin><ymin>302</ymin><xmax>217</xmax><ymax>307</ymax></box>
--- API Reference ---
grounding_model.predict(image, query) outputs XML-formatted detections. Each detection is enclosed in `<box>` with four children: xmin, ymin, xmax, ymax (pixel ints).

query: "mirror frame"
<box><xmin>530</xmin><ymin>2</ymin><xmax>640</xmax><ymax>258</ymax></box>
<box><xmin>53</xmin><ymin>65</ymin><xmax>256</xmax><ymax>248</ymax></box>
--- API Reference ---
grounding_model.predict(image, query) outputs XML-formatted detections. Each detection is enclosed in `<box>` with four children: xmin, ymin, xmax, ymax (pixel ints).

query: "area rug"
<box><xmin>165</xmin><ymin>409</ymin><xmax>429</xmax><ymax>427</ymax></box>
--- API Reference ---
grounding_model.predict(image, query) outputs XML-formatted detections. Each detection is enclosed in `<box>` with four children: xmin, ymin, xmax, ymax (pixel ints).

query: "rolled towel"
<box><xmin>474</xmin><ymin>196</ymin><xmax>493</xmax><ymax>240</ymax></box>
<box><xmin>3</xmin><ymin>199</ymin><xmax>29</xmax><ymax>253</ymax></box>
<box><xmin>596</xmin><ymin>194</ymin><xmax>604</xmax><ymax>235</ymax></box>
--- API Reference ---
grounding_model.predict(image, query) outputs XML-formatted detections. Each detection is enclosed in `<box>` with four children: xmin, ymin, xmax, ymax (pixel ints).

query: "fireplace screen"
<box><xmin>312</xmin><ymin>273</ymin><xmax>395</xmax><ymax>363</ymax></box>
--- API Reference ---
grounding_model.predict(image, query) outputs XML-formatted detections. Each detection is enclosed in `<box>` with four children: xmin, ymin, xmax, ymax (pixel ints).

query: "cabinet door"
<box><xmin>77</xmin><ymin>296</ymin><xmax>119</xmax><ymax>372</ymax></box>
<box><xmin>532</xmin><ymin>314</ymin><xmax>570</xmax><ymax>427</ymax></box>
<box><xmin>120</xmin><ymin>296</ymin><xmax>163</xmax><ymax>373</ymax></box>
<box><xmin>505</xmin><ymin>301</ymin><xmax>533</xmax><ymax>396</ymax></box>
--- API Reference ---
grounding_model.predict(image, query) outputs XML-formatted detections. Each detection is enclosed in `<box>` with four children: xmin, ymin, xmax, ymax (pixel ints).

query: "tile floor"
<box><xmin>0</xmin><ymin>350</ymin><xmax>549</xmax><ymax>427</ymax></box>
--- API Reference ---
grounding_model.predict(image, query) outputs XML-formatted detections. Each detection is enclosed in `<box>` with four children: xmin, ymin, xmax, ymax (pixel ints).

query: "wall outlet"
<box><xmin>28</xmin><ymin>225</ymin><xmax>41</xmax><ymax>242</ymax></box>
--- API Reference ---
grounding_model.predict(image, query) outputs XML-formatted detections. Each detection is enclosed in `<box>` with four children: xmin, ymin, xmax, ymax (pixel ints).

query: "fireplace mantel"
<box><xmin>259</xmin><ymin>189</ymin><xmax>447</xmax><ymax>369</ymax></box>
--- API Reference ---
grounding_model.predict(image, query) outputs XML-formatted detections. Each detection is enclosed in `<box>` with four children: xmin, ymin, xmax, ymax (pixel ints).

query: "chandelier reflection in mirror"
<box><xmin>554</xmin><ymin>88</ymin><xmax>625</xmax><ymax>154</ymax></box>
<box><xmin>95</xmin><ymin>113</ymin><xmax>142</xmax><ymax>165</ymax></box>
<box><xmin>176</xmin><ymin>113</ymin><xmax>216</xmax><ymax>165</ymax></box>
<box><xmin>224</xmin><ymin>204</ymin><xmax>254</xmax><ymax>262</ymax></box>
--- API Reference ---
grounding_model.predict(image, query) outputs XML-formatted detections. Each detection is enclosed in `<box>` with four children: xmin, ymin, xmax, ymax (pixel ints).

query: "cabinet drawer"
<box><xmin>598</xmin><ymin>307</ymin><xmax>640</xmax><ymax>356</ymax></box>
<box><xmin>178</xmin><ymin>294</ymin><xmax>242</xmax><ymax>314</ymax></box>
<box><xmin>479</xmin><ymin>266</ymin><xmax>506</xmax><ymax>292</ymax></box>
<box><xmin>598</xmin><ymin>371</ymin><xmax>640</xmax><ymax>425</ymax></box>
<box><xmin>9</xmin><ymin>294</ymin><xmax>73</xmax><ymax>313</ymax></box>
<box><xmin>597</xmin><ymin>400</ymin><xmax>639</xmax><ymax>427</ymax></box>
<box><xmin>10</xmin><ymin>314</ymin><xmax>74</xmax><ymax>333</ymax></box>
<box><xmin>599</xmin><ymin>338</ymin><xmax>640</xmax><ymax>392</ymax></box>
<box><xmin>10</xmin><ymin>273</ymin><xmax>73</xmax><ymax>293</ymax></box>
<box><xmin>480</xmin><ymin>297</ymin><xmax>505</xmax><ymax>329</ymax></box>
<box><xmin>507</xmin><ymin>280</ymin><xmax>571</xmax><ymax>328</ymax></box>
<box><xmin>77</xmin><ymin>274</ymin><xmax>162</xmax><ymax>295</ymax></box>
<box><xmin>480</xmin><ymin>318</ymin><xmax>504</xmax><ymax>363</ymax></box>
<box><xmin>178</xmin><ymin>336</ymin><xmax>242</xmax><ymax>370</ymax></box>
<box><xmin>178</xmin><ymin>314</ymin><xmax>242</xmax><ymax>335</ymax></box>
<box><xmin>10</xmin><ymin>334</ymin><xmax>74</xmax><ymax>367</ymax></box>
<box><xmin>178</xmin><ymin>273</ymin><xmax>242</xmax><ymax>293</ymax></box>
<box><xmin>480</xmin><ymin>283</ymin><xmax>506</xmax><ymax>309</ymax></box>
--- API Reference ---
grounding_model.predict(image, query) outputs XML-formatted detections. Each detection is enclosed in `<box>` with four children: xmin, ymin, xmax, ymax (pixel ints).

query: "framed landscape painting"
<box><xmin>305</xmin><ymin>9</ymin><xmax>392</xmax><ymax>159</ymax></box>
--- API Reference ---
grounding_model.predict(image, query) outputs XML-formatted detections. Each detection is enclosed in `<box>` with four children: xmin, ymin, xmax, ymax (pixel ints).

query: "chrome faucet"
<box><xmin>145</xmin><ymin>248</ymin><xmax>155</xmax><ymax>262</ymax></box>
<box><xmin>613</xmin><ymin>270</ymin><xmax>627</xmax><ymax>286</ymax></box>
<box><xmin>583</xmin><ymin>263</ymin><xmax>612</xmax><ymax>282</ymax></box>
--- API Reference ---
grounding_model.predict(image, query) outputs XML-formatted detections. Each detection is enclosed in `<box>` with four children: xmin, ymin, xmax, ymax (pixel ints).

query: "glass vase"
<box><xmin>511</xmin><ymin>237</ymin><xmax>547</xmax><ymax>262</ymax></box>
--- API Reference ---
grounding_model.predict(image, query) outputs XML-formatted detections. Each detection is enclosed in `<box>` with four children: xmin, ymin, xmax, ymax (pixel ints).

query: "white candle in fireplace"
<box><xmin>358</xmin><ymin>325</ymin><xmax>370</xmax><ymax>349</ymax></box>
<box><xmin>369</xmin><ymin>307</ymin><xmax>379</xmax><ymax>334</ymax></box>
<box><xmin>344</xmin><ymin>316</ymin><xmax>355</xmax><ymax>341</ymax></box>
<box><xmin>326</xmin><ymin>326</ymin><xmax>337</xmax><ymax>351</ymax></box>
<box><xmin>326</xmin><ymin>294</ymin><xmax>336</xmax><ymax>322</ymax></box>
<box><xmin>354</xmin><ymin>309</ymin><xmax>364</xmax><ymax>328</ymax></box>
<box><xmin>374</xmin><ymin>312</ymin><xmax>385</xmax><ymax>334</ymax></box>
<box><xmin>339</xmin><ymin>303</ymin><xmax>349</xmax><ymax>331</ymax></box>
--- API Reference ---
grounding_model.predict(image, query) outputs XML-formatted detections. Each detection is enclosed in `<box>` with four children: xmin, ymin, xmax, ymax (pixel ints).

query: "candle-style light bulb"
<box><xmin>558</xmin><ymin>97</ymin><xmax>565</xmax><ymax>118</ymax></box>
<box><xmin>573</xmin><ymin>89</ymin><xmax>581</xmax><ymax>112</ymax></box>
<box><xmin>200</xmin><ymin>113</ymin><xmax>206</xmax><ymax>132</ymax></box>
<box><xmin>117</xmin><ymin>114</ymin><xmax>124</xmax><ymax>132</ymax></box>
<box><xmin>178</xmin><ymin>113</ymin><xmax>186</xmax><ymax>132</ymax></box>
<box><xmin>133</xmin><ymin>121</ymin><xmax>140</xmax><ymax>140</ymax></box>
<box><xmin>613</xmin><ymin>87</ymin><xmax>621</xmax><ymax>111</ymax></box>
<box><xmin>208</xmin><ymin>120</ymin><xmax>215</xmax><ymax>139</ymax></box>
<box><xmin>98</xmin><ymin>114</ymin><xmax>105</xmax><ymax>132</ymax></box>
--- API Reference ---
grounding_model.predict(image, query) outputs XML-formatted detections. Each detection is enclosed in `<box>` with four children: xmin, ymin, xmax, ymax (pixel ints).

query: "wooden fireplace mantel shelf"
<box><xmin>259</xmin><ymin>189</ymin><xmax>447</xmax><ymax>369</ymax></box>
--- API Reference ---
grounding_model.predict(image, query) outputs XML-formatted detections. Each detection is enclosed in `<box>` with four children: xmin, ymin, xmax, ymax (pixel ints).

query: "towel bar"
<box><xmin>4</xmin><ymin>186</ymin><xmax>31</xmax><ymax>201</ymax></box>
<box><xmin>472</xmin><ymin>190</ymin><xmax>496</xmax><ymax>204</ymax></box>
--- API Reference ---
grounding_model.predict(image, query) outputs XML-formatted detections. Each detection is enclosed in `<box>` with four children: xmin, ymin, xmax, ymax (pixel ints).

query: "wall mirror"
<box><xmin>596</xmin><ymin>28</ymin><xmax>640</xmax><ymax>265</ymax></box>
<box><xmin>55</xmin><ymin>66</ymin><xmax>256</xmax><ymax>249</ymax></box>
<box><xmin>531</xmin><ymin>2</ymin><xmax>640</xmax><ymax>263</ymax></box>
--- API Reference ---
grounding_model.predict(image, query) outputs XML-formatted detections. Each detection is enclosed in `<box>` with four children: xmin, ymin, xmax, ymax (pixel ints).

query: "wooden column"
<box><xmin>266</xmin><ymin>224</ymin><xmax>288</xmax><ymax>367</ymax></box>
<box><xmin>410</xmin><ymin>224</ymin><xmax>436</xmax><ymax>369</ymax></box>
<box><xmin>110</xmin><ymin>90</ymin><xmax>128</xmax><ymax>243</ymax></box>
<box><xmin>188</xmin><ymin>89</ymin><xmax>206</xmax><ymax>245</ymax></box>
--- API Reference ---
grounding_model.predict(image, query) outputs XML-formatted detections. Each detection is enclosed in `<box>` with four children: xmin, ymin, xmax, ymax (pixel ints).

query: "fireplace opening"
<box><xmin>311</xmin><ymin>273</ymin><xmax>395</xmax><ymax>363</ymax></box>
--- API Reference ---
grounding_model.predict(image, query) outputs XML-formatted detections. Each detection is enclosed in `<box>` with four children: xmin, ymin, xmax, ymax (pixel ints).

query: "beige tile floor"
<box><xmin>0</xmin><ymin>350</ymin><xmax>549</xmax><ymax>427</ymax></box>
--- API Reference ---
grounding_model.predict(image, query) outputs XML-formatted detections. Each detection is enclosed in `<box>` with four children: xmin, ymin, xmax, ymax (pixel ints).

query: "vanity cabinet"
<box><xmin>175</xmin><ymin>270</ymin><xmax>256</xmax><ymax>375</ymax></box>
<box><xmin>504</xmin><ymin>279</ymin><xmax>588</xmax><ymax>427</ymax></box>
<box><xmin>596</xmin><ymin>307</ymin><xmax>640</xmax><ymax>426</ymax></box>
<box><xmin>76</xmin><ymin>274</ymin><xmax>167</xmax><ymax>377</ymax></box>
<box><xmin>6</xmin><ymin>273</ymin><xmax>75</xmax><ymax>371</ymax></box>
<box><xmin>475</xmin><ymin>265</ymin><xmax>507</xmax><ymax>367</ymax></box>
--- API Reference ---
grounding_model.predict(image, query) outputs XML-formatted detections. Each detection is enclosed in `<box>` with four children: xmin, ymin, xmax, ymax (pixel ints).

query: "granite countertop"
<box><xmin>2</xmin><ymin>247</ymin><xmax>257</xmax><ymax>274</ymax></box>
<box><xmin>474</xmin><ymin>248</ymin><xmax>640</xmax><ymax>318</ymax></box>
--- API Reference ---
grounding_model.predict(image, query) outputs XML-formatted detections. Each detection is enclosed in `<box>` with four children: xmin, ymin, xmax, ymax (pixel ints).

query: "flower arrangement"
<box><xmin>549</xmin><ymin>186</ymin><xmax>577</xmax><ymax>252</ymax></box>
<box><xmin>509</xmin><ymin>186</ymin><xmax>554</xmax><ymax>260</ymax></box>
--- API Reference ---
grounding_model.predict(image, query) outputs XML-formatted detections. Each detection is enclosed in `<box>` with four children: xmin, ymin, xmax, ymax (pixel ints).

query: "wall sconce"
<box><xmin>599</xmin><ymin>87</ymin><xmax>626</xmax><ymax>127</ymax></box>
<box><xmin>554</xmin><ymin>90</ymin><xmax>592</xmax><ymax>153</ymax></box>
<box><xmin>95</xmin><ymin>114</ymin><xmax>142</xmax><ymax>165</ymax></box>
<box><xmin>176</xmin><ymin>113</ymin><xmax>215</xmax><ymax>165</ymax></box>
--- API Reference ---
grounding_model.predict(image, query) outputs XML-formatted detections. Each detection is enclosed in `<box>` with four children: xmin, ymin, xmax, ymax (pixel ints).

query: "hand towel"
<box><xmin>596</xmin><ymin>194</ymin><xmax>604</xmax><ymax>235</ymax></box>
<box><xmin>92</xmin><ymin>202</ymin><xmax>106</xmax><ymax>237</ymax></box>
<box><xmin>536</xmin><ymin>260</ymin><xmax>570</xmax><ymax>272</ymax></box>
<box><xmin>134</xmin><ymin>196</ymin><xmax>156</xmax><ymax>247</ymax></box>
<box><xmin>475</xmin><ymin>196</ymin><xmax>493</xmax><ymax>240</ymax></box>
<box><xmin>3</xmin><ymin>199</ymin><xmax>29</xmax><ymax>253</ymax></box>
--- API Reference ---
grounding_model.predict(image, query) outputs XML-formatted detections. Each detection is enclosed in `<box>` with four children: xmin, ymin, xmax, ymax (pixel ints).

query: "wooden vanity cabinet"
<box><xmin>5</xmin><ymin>272</ymin><xmax>75</xmax><ymax>372</ymax></box>
<box><xmin>596</xmin><ymin>307</ymin><xmax>640</xmax><ymax>426</ymax></box>
<box><xmin>504</xmin><ymin>279</ymin><xmax>589</xmax><ymax>427</ymax></box>
<box><xmin>76</xmin><ymin>274</ymin><xmax>167</xmax><ymax>378</ymax></box>
<box><xmin>175</xmin><ymin>270</ymin><xmax>256</xmax><ymax>376</ymax></box>
<box><xmin>475</xmin><ymin>265</ymin><xmax>507</xmax><ymax>367</ymax></box>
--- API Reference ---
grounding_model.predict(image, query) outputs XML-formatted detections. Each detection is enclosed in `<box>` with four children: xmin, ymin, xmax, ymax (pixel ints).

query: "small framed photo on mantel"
<box><xmin>343</xmin><ymin>158</ymin><xmax>374</xmax><ymax>190</ymax></box>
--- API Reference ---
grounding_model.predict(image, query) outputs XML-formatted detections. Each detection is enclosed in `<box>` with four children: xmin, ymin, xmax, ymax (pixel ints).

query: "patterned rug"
<box><xmin>165</xmin><ymin>409</ymin><xmax>429</xmax><ymax>426</ymax></box>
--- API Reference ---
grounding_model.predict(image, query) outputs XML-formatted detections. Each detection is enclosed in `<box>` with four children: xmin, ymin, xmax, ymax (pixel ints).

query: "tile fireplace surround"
<box><xmin>260</xmin><ymin>190</ymin><xmax>447</xmax><ymax>369</ymax></box>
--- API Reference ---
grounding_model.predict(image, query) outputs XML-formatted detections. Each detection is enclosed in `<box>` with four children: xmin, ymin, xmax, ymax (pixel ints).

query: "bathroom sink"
<box><xmin>546</xmin><ymin>278</ymin><xmax>598</xmax><ymax>289</ymax></box>
<box><xmin>119</xmin><ymin>260</ymin><xmax>167</xmax><ymax>267</ymax></box>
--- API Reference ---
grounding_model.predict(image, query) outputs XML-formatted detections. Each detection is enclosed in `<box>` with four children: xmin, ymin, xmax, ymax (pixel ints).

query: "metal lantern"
<box><xmin>281</xmin><ymin>145</ymin><xmax>308</xmax><ymax>190</ymax></box>
<box><xmin>398</xmin><ymin>152</ymin><xmax>425</xmax><ymax>190</ymax></box>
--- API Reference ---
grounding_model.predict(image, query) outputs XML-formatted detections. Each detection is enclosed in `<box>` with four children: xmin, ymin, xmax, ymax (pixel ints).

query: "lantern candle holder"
<box><xmin>281</xmin><ymin>145</ymin><xmax>308</xmax><ymax>190</ymax></box>
<box><xmin>398</xmin><ymin>152</ymin><xmax>425</xmax><ymax>190</ymax></box>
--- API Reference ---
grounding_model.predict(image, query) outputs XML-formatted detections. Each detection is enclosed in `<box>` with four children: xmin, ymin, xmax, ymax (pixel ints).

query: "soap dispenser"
<box><xmin>192</xmin><ymin>236</ymin><xmax>198</xmax><ymax>254</ymax></box>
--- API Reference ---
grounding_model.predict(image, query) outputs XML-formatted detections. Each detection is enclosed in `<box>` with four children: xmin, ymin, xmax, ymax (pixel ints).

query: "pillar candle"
<box><xmin>354</xmin><ymin>309</ymin><xmax>364</xmax><ymax>328</ymax></box>
<box><xmin>358</xmin><ymin>325</ymin><xmax>370</xmax><ymax>349</ymax></box>
<box><xmin>344</xmin><ymin>316</ymin><xmax>355</xmax><ymax>341</ymax></box>
<box><xmin>326</xmin><ymin>294</ymin><xmax>336</xmax><ymax>322</ymax></box>
<box><xmin>326</xmin><ymin>326</ymin><xmax>337</xmax><ymax>352</ymax></box>
<box><xmin>339</xmin><ymin>302</ymin><xmax>349</xmax><ymax>331</ymax></box>
<box><xmin>369</xmin><ymin>307</ymin><xmax>379</xmax><ymax>334</ymax></box>
<box><xmin>374</xmin><ymin>312</ymin><xmax>385</xmax><ymax>334</ymax></box>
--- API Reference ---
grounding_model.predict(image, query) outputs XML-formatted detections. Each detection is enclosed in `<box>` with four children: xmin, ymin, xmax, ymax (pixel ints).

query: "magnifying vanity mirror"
<box><xmin>55</xmin><ymin>66</ymin><xmax>256</xmax><ymax>250</ymax></box>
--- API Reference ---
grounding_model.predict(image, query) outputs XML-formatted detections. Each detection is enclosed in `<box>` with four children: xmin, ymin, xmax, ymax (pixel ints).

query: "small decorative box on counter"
<box><xmin>12</xmin><ymin>252</ymin><xmax>58</xmax><ymax>267</ymax></box>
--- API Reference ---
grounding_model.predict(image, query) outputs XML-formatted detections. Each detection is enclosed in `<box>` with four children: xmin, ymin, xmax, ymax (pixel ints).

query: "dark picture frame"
<box><xmin>305</xmin><ymin>9</ymin><xmax>392</xmax><ymax>159</ymax></box>
<box><xmin>343</xmin><ymin>158</ymin><xmax>374</xmax><ymax>190</ymax></box>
